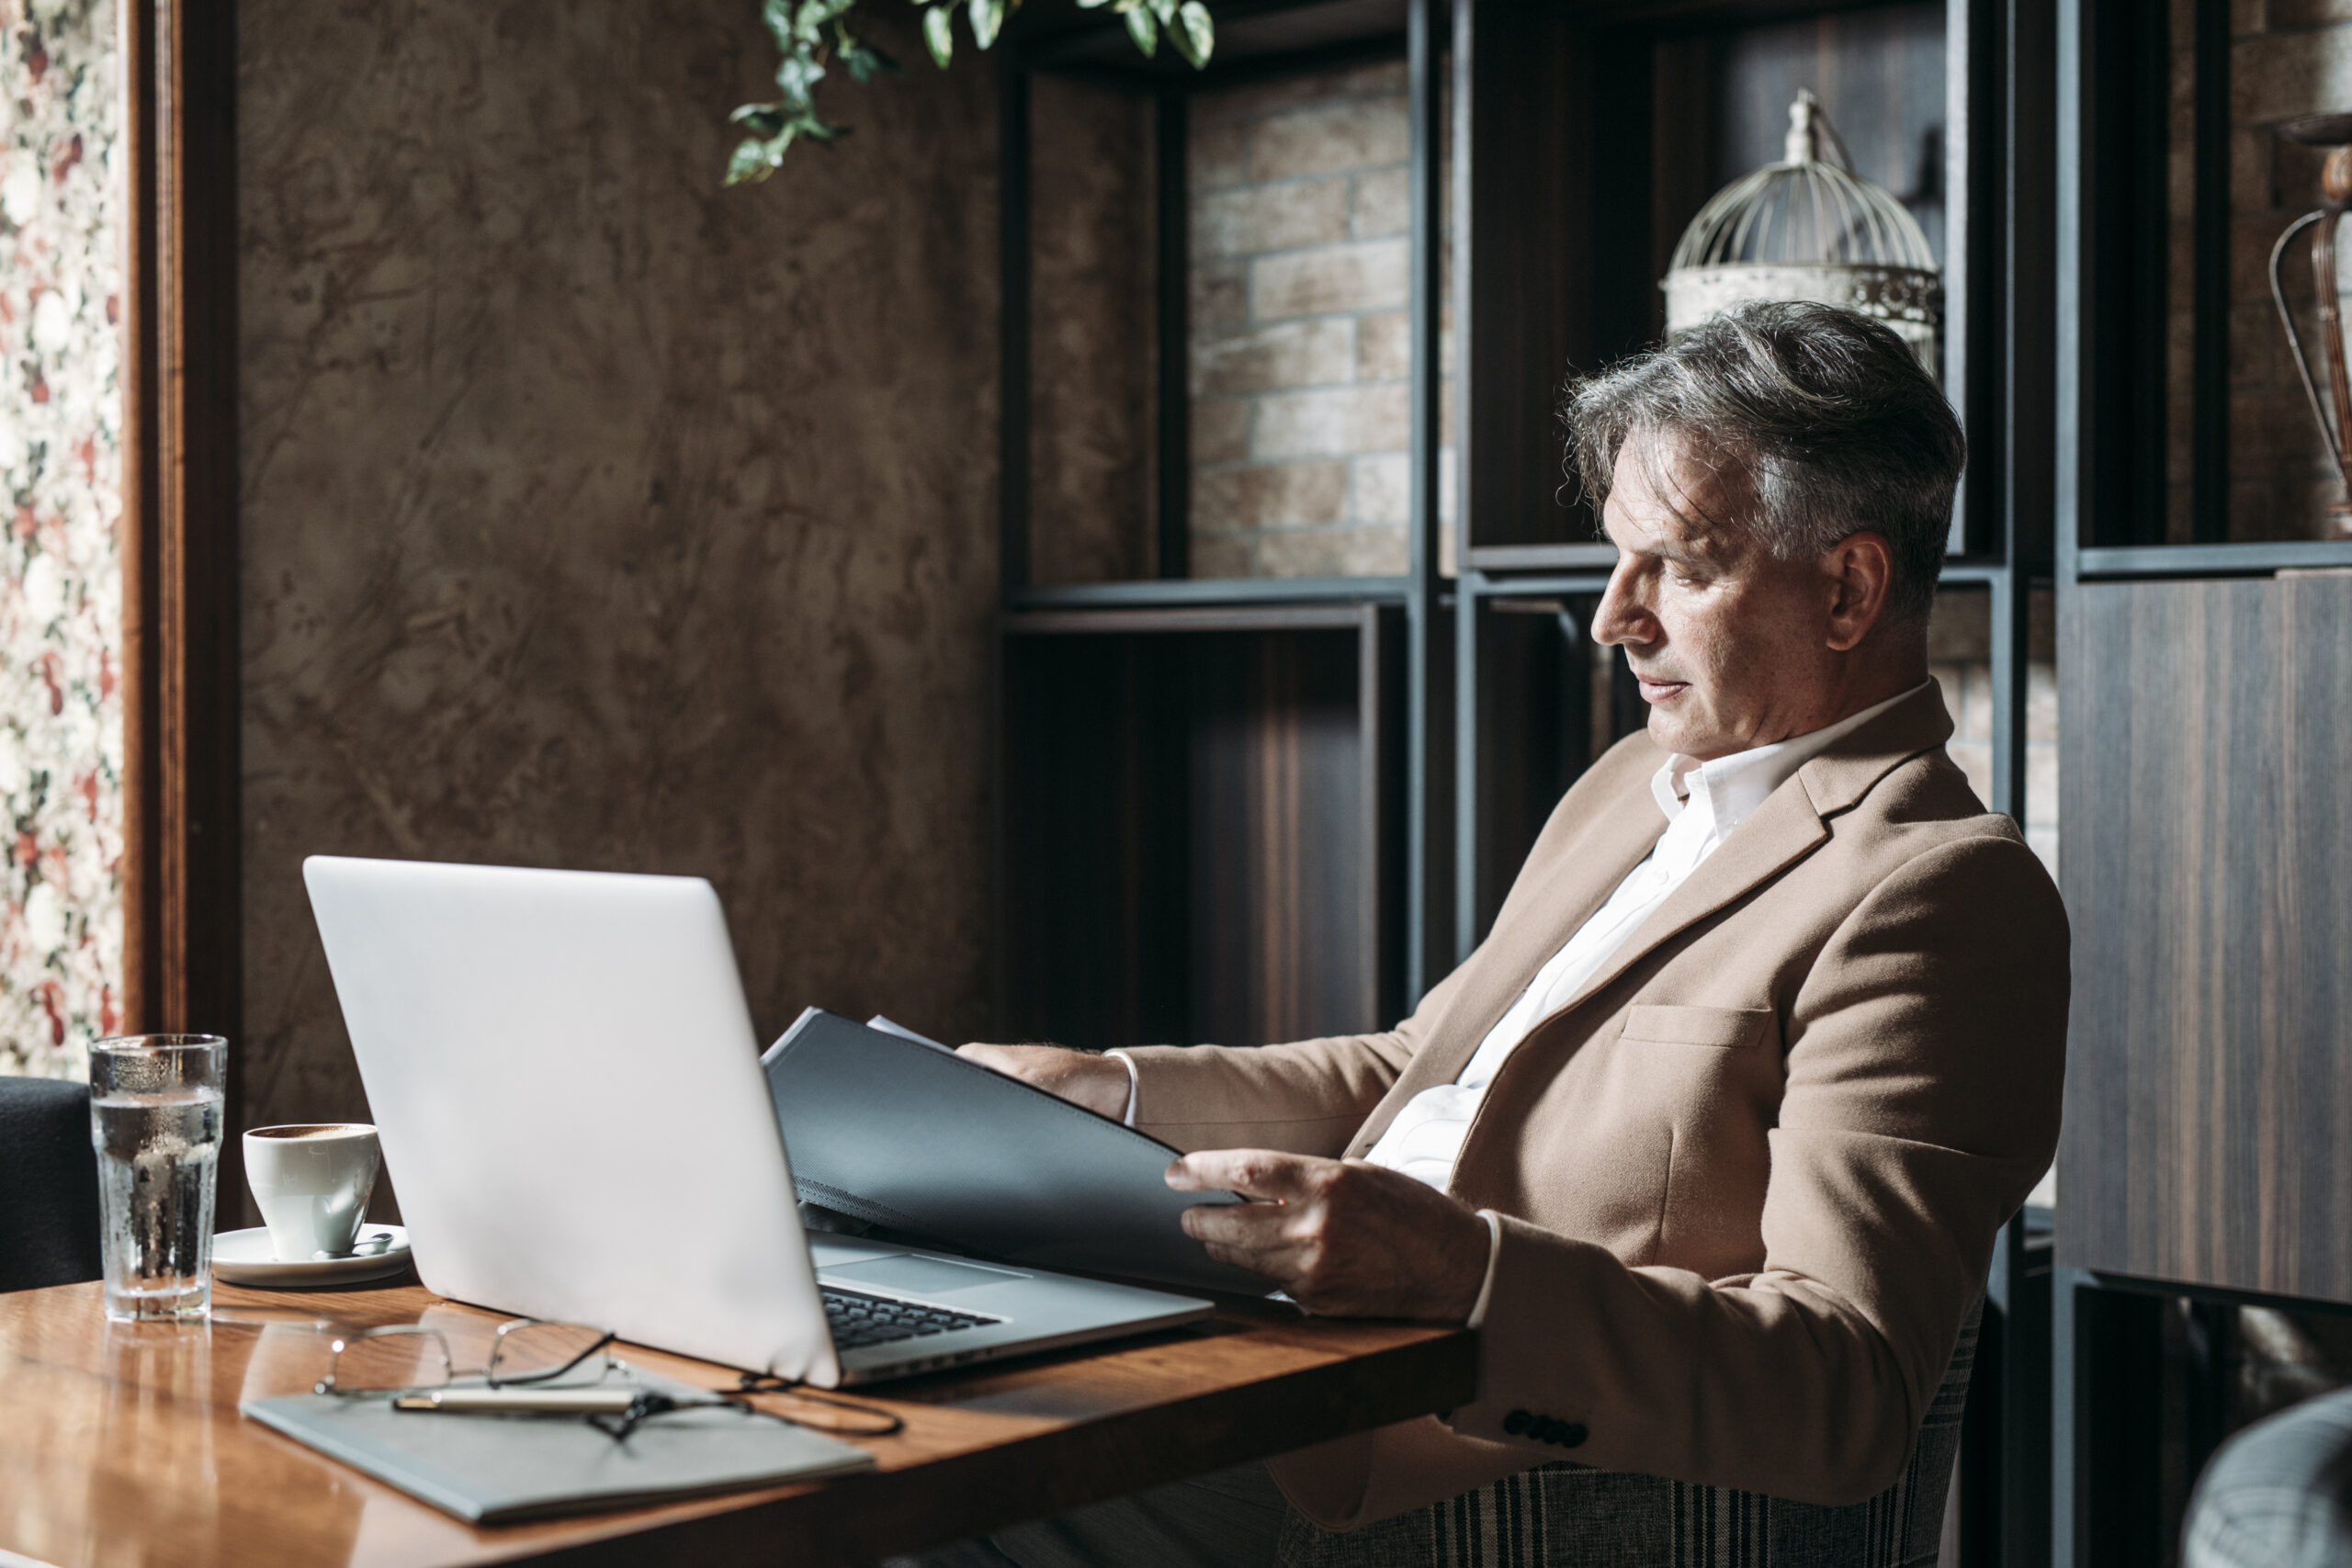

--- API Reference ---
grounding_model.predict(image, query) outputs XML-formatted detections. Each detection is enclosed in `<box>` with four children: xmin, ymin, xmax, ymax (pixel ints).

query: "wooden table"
<box><xmin>0</xmin><ymin>1276</ymin><xmax>1476</xmax><ymax>1567</ymax></box>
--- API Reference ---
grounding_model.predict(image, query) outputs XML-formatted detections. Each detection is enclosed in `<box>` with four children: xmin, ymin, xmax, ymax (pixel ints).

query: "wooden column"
<box><xmin>120</xmin><ymin>0</ymin><xmax>242</xmax><ymax>1055</ymax></box>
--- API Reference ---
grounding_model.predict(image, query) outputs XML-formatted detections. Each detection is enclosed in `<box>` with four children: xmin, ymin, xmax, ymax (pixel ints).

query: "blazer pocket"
<box><xmin>1620</xmin><ymin>1004</ymin><xmax>1773</xmax><ymax>1051</ymax></box>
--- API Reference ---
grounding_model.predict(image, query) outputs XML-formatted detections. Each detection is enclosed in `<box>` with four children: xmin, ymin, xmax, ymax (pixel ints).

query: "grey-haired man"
<box><xmin>908</xmin><ymin>300</ymin><xmax>2067</xmax><ymax>1568</ymax></box>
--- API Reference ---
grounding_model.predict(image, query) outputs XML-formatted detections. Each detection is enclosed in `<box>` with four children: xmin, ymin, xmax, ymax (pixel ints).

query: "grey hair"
<box><xmin>1562</xmin><ymin>299</ymin><xmax>1965</xmax><ymax>625</ymax></box>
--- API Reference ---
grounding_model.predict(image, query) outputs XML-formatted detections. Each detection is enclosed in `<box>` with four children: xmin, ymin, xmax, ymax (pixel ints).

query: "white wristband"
<box><xmin>1466</xmin><ymin>1211</ymin><xmax>1504</xmax><ymax>1328</ymax></box>
<box><xmin>1104</xmin><ymin>1050</ymin><xmax>1141</xmax><ymax>1126</ymax></box>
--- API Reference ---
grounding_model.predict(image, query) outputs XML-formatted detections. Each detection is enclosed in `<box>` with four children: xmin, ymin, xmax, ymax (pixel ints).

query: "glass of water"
<box><xmin>88</xmin><ymin>1035</ymin><xmax>227</xmax><ymax>1322</ymax></box>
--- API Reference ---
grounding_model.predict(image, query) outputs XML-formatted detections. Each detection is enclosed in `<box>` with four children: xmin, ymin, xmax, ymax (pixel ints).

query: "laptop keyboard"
<box><xmin>822</xmin><ymin>1286</ymin><xmax>998</xmax><ymax>1350</ymax></box>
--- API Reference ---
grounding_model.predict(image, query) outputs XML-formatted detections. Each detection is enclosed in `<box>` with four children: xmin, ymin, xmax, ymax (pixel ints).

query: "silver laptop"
<box><xmin>302</xmin><ymin>855</ymin><xmax>1213</xmax><ymax>1387</ymax></box>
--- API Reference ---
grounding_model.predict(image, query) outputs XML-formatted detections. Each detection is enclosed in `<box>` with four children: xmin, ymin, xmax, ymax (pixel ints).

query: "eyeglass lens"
<box><xmin>322</xmin><ymin>1320</ymin><xmax>612</xmax><ymax>1396</ymax></box>
<box><xmin>487</xmin><ymin>1320</ymin><xmax>613</xmax><ymax>1385</ymax></box>
<box><xmin>326</xmin><ymin>1325</ymin><xmax>452</xmax><ymax>1394</ymax></box>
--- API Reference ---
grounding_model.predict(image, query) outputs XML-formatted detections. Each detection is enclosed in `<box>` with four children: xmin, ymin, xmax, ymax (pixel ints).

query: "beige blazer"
<box><xmin>1119</xmin><ymin>682</ymin><xmax>2068</xmax><ymax>1529</ymax></box>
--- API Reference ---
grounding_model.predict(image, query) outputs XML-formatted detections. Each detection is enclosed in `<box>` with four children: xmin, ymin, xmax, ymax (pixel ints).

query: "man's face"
<box><xmin>1590</xmin><ymin>435</ymin><xmax>1848</xmax><ymax>761</ymax></box>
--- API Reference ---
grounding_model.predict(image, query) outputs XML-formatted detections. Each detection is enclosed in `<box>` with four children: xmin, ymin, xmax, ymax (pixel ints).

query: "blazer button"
<box><xmin>1502</xmin><ymin>1409</ymin><xmax>1532</xmax><ymax>1436</ymax></box>
<box><xmin>1532</xmin><ymin>1416</ymin><xmax>1560</xmax><ymax>1443</ymax></box>
<box><xmin>1556</xmin><ymin>1422</ymin><xmax>1589</xmax><ymax>1449</ymax></box>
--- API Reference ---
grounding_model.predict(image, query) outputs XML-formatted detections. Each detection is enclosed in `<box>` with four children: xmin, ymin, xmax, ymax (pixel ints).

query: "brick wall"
<box><xmin>2170</xmin><ymin>0</ymin><xmax>2352</xmax><ymax>540</ymax></box>
<box><xmin>1185</xmin><ymin>60</ymin><xmax>1453</xmax><ymax>578</ymax></box>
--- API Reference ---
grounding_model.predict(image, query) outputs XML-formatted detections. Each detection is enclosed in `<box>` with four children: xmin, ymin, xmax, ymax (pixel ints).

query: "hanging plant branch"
<box><xmin>726</xmin><ymin>0</ymin><xmax>1215</xmax><ymax>186</ymax></box>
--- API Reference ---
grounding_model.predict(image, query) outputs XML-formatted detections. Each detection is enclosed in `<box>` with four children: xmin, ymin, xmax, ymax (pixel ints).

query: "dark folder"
<box><xmin>761</xmin><ymin>1010</ymin><xmax>1261</xmax><ymax>1294</ymax></box>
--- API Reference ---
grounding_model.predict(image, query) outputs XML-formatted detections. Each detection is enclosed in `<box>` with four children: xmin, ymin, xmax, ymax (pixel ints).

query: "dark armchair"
<box><xmin>0</xmin><ymin>1076</ymin><xmax>103</xmax><ymax>1292</ymax></box>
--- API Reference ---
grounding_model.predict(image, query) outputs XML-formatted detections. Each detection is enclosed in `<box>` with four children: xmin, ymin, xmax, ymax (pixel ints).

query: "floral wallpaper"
<box><xmin>0</xmin><ymin>0</ymin><xmax>122</xmax><ymax>1078</ymax></box>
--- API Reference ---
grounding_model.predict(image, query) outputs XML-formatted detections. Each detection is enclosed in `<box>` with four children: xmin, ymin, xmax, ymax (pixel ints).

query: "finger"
<box><xmin>1179</xmin><ymin>1200</ymin><xmax>1296</xmax><ymax>1248</ymax></box>
<box><xmin>1166</xmin><ymin>1148</ymin><xmax>1318</xmax><ymax>1201</ymax></box>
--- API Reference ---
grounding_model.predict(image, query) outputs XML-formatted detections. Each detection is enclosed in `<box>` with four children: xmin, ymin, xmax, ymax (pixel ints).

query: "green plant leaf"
<box><xmin>729</xmin><ymin>0</ymin><xmax>1186</xmax><ymax>188</ymax></box>
<box><xmin>1173</xmin><ymin>0</ymin><xmax>1212</xmax><ymax>65</ymax></box>
<box><xmin>841</xmin><ymin>38</ymin><xmax>896</xmax><ymax>82</ymax></box>
<box><xmin>775</xmin><ymin>49</ymin><xmax>827</xmax><ymax>108</ymax></box>
<box><xmin>968</xmin><ymin>0</ymin><xmax>1004</xmax><ymax>49</ymax></box>
<box><xmin>726</xmin><ymin>130</ymin><xmax>790</xmax><ymax>185</ymax></box>
<box><xmin>761</xmin><ymin>0</ymin><xmax>797</xmax><ymax>51</ymax></box>
<box><xmin>729</xmin><ymin>103</ymin><xmax>789</xmax><ymax>136</ymax></box>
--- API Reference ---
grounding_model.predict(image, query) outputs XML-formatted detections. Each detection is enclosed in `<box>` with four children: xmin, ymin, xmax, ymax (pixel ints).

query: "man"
<box><xmin>936</xmin><ymin>301</ymin><xmax>2067</xmax><ymax>1566</ymax></box>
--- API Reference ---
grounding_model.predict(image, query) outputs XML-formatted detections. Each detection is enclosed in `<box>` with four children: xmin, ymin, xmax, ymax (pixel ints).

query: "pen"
<box><xmin>391</xmin><ymin>1387</ymin><xmax>649</xmax><ymax>1415</ymax></box>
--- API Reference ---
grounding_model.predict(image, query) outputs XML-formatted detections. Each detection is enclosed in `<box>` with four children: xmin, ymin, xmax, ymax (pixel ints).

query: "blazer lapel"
<box><xmin>1531</xmin><ymin>681</ymin><xmax>1958</xmax><ymax>1023</ymax></box>
<box><xmin>1536</xmin><ymin>781</ymin><xmax>1827</xmax><ymax>1020</ymax></box>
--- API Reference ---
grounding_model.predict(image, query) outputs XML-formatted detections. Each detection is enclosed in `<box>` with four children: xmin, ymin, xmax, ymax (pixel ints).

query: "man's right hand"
<box><xmin>956</xmin><ymin>1043</ymin><xmax>1131</xmax><ymax>1122</ymax></box>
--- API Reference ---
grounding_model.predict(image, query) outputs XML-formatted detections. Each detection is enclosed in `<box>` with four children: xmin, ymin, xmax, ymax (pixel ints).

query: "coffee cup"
<box><xmin>243</xmin><ymin>1124</ymin><xmax>383</xmax><ymax>1261</ymax></box>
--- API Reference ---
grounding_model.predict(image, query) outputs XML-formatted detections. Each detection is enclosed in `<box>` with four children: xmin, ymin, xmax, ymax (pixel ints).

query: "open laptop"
<box><xmin>302</xmin><ymin>855</ymin><xmax>1213</xmax><ymax>1387</ymax></box>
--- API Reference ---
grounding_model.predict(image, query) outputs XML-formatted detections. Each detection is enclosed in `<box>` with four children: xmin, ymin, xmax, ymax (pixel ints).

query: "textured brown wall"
<box><xmin>1028</xmin><ymin>74</ymin><xmax>1157</xmax><ymax>587</ymax></box>
<box><xmin>236</xmin><ymin>2</ymin><xmax>1001</xmax><ymax>1171</ymax></box>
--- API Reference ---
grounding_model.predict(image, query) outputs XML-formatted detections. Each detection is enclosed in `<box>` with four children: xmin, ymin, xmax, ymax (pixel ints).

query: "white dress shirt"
<box><xmin>1116</xmin><ymin>682</ymin><xmax>1927</xmax><ymax>1319</ymax></box>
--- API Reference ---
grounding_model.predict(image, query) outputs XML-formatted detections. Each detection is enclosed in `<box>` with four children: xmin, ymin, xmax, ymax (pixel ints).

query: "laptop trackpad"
<box><xmin>825</xmin><ymin>1254</ymin><xmax>1029</xmax><ymax>1295</ymax></box>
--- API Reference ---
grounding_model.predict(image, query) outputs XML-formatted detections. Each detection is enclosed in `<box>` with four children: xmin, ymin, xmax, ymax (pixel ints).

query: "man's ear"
<box><xmin>1822</xmin><ymin>532</ymin><xmax>1895</xmax><ymax>652</ymax></box>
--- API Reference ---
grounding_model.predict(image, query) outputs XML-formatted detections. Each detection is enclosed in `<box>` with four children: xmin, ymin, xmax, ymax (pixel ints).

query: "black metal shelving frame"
<box><xmin>994</xmin><ymin>3</ymin><xmax>2067</xmax><ymax>1562</ymax></box>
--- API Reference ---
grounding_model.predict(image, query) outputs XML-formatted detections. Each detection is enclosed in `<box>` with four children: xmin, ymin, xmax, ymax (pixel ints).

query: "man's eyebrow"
<box><xmin>1602</xmin><ymin>516</ymin><xmax>1709</xmax><ymax>564</ymax></box>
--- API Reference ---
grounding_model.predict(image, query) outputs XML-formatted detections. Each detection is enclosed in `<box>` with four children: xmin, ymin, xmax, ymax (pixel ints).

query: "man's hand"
<box><xmin>1166</xmin><ymin>1149</ymin><xmax>1489</xmax><ymax>1323</ymax></box>
<box><xmin>956</xmin><ymin>1043</ymin><xmax>1131</xmax><ymax>1121</ymax></box>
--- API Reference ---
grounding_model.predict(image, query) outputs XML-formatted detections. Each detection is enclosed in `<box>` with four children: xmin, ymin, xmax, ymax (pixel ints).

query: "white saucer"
<box><xmin>212</xmin><ymin>1225</ymin><xmax>413</xmax><ymax>1287</ymax></box>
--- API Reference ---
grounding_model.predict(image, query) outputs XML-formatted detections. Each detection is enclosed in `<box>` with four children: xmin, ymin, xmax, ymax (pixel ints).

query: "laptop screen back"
<box><xmin>302</xmin><ymin>855</ymin><xmax>839</xmax><ymax>1385</ymax></box>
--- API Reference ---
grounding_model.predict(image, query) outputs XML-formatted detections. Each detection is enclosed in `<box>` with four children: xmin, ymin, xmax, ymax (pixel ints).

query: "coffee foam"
<box><xmin>248</xmin><ymin>1123</ymin><xmax>373</xmax><ymax>1141</ymax></box>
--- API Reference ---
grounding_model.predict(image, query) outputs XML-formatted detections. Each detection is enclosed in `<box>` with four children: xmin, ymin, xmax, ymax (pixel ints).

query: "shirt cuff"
<box><xmin>1465</xmin><ymin>1210</ymin><xmax>1505</xmax><ymax>1328</ymax></box>
<box><xmin>1104</xmin><ymin>1050</ymin><xmax>1140</xmax><ymax>1126</ymax></box>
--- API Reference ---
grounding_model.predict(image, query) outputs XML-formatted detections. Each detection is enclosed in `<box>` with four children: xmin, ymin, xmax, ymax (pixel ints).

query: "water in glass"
<box><xmin>88</xmin><ymin>1036</ymin><xmax>227</xmax><ymax>1321</ymax></box>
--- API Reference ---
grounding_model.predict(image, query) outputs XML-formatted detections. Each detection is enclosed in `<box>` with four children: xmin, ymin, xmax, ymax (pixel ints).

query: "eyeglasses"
<box><xmin>314</xmin><ymin>1317</ymin><xmax>904</xmax><ymax>1441</ymax></box>
<box><xmin>315</xmin><ymin>1318</ymin><xmax>618</xmax><ymax>1398</ymax></box>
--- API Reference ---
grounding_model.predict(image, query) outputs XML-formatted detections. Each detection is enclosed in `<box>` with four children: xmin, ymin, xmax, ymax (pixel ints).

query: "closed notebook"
<box><xmin>762</xmin><ymin>1008</ymin><xmax>1261</xmax><ymax>1294</ymax></box>
<box><xmin>240</xmin><ymin>1370</ymin><xmax>872</xmax><ymax>1524</ymax></box>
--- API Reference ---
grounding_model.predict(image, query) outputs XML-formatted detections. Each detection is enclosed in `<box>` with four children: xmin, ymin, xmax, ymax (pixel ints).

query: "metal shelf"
<box><xmin>2075</xmin><ymin>540</ymin><xmax>2352</xmax><ymax>580</ymax></box>
<box><xmin>1008</xmin><ymin>577</ymin><xmax>1408</xmax><ymax>612</ymax></box>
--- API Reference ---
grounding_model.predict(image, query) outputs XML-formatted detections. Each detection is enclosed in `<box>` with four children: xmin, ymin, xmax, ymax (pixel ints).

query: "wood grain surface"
<box><xmin>2057</xmin><ymin>574</ymin><xmax>2352</xmax><ymax>1301</ymax></box>
<box><xmin>0</xmin><ymin>1276</ymin><xmax>1476</xmax><ymax>1568</ymax></box>
<box><xmin>1000</xmin><ymin>611</ymin><xmax>1405</xmax><ymax>1051</ymax></box>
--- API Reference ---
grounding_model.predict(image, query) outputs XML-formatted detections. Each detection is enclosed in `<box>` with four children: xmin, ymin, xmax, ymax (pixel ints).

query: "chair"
<box><xmin>1278</xmin><ymin>1298</ymin><xmax>1983</xmax><ymax>1568</ymax></box>
<box><xmin>2182</xmin><ymin>1384</ymin><xmax>2352</xmax><ymax>1568</ymax></box>
<box><xmin>0</xmin><ymin>1076</ymin><xmax>103</xmax><ymax>1292</ymax></box>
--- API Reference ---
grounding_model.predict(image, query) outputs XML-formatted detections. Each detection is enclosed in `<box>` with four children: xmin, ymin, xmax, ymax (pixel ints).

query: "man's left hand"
<box><xmin>1165</xmin><ymin>1149</ymin><xmax>1489</xmax><ymax>1322</ymax></box>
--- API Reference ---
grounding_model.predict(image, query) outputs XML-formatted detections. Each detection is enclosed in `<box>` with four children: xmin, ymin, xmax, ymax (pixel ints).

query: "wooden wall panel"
<box><xmin>1459</xmin><ymin>0</ymin><xmax>1591</xmax><ymax>551</ymax></box>
<box><xmin>1000</xmin><ymin>633</ymin><xmax>1192</xmax><ymax>1051</ymax></box>
<box><xmin>1188</xmin><ymin>627</ymin><xmax>1374</xmax><ymax>1045</ymax></box>
<box><xmin>2058</xmin><ymin>574</ymin><xmax>2352</xmax><ymax>1301</ymax></box>
<box><xmin>1702</xmin><ymin>3</ymin><xmax>1949</xmax><ymax>266</ymax></box>
<box><xmin>1000</xmin><ymin>614</ymin><xmax>1403</xmax><ymax>1052</ymax></box>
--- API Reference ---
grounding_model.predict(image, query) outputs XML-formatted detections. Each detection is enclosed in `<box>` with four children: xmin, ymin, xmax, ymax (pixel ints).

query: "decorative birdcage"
<box><xmin>1661</xmin><ymin>89</ymin><xmax>1942</xmax><ymax>373</ymax></box>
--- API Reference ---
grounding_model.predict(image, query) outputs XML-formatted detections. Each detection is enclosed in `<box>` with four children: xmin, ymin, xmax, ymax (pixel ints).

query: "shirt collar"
<box><xmin>1648</xmin><ymin>681</ymin><xmax>1933</xmax><ymax>839</ymax></box>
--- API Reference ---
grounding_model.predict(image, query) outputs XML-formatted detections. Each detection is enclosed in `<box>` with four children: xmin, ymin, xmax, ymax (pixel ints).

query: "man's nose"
<box><xmin>1590</xmin><ymin>568</ymin><xmax>1655</xmax><ymax>649</ymax></box>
